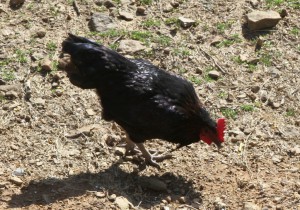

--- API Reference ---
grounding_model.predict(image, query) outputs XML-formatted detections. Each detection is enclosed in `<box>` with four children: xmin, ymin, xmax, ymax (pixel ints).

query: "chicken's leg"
<box><xmin>124</xmin><ymin>135</ymin><xmax>140</xmax><ymax>155</ymax></box>
<box><xmin>136</xmin><ymin>143</ymin><xmax>172</xmax><ymax>168</ymax></box>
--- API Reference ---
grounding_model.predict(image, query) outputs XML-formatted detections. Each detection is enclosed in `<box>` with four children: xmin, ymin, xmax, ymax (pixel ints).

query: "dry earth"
<box><xmin>0</xmin><ymin>0</ymin><xmax>300</xmax><ymax>209</ymax></box>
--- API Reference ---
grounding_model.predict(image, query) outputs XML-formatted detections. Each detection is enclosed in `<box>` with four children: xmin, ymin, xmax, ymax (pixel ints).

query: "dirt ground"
<box><xmin>0</xmin><ymin>0</ymin><xmax>299</xmax><ymax>209</ymax></box>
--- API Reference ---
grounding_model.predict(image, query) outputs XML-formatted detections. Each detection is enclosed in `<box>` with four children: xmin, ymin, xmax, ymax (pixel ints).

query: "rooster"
<box><xmin>62</xmin><ymin>34</ymin><xmax>225</xmax><ymax>168</ymax></box>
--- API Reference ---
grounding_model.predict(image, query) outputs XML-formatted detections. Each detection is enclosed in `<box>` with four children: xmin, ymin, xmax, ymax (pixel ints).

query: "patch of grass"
<box><xmin>92</xmin><ymin>29</ymin><xmax>126</xmax><ymax>38</ymax></box>
<box><xmin>221</xmin><ymin>108</ymin><xmax>238</xmax><ymax>119</ymax></box>
<box><xmin>240</xmin><ymin>104</ymin><xmax>254</xmax><ymax>112</ymax></box>
<box><xmin>260</xmin><ymin>53</ymin><xmax>272</xmax><ymax>67</ymax></box>
<box><xmin>266</xmin><ymin>0</ymin><xmax>284</xmax><ymax>7</ymax></box>
<box><xmin>51</xmin><ymin>60</ymin><xmax>59</xmax><ymax>73</ymax></box>
<box><xmin>178</xmin><ymin>68</ymin><xmax>187</xmax><ymax>75</ymax></box>
<box><xmin>216</xmin><ymin>34</ymin><xmax>242</xmax><ymax>48</ymax></box>
<box><xmin>15</xmin><ymin>49</ymin><xmax>27</xmax><ymax>64</ymax></box>
<box><xmin>165</xmin><ymin>17</ymin><xmax>179</xmax><ymax>26</ymax></box>
<box><xmin>189</xmin><ymin>75</ymin><xmax>202</xmax><ymax>85</ymax></box>
<box><xmin>247</xmin><ymin>64</ymin><xmax>257</xmax><ymax>72</ymax></box>
<box><xmin>218</xmin><ymin>91</ymin><xmax>228</xmax><ymax>99</ymax></box>
<box><xmin>46</xmin><ymin>41</ymin><xmax>57</xmax><ymax>52</ymax></box>
<box><xmin>137</xmin><ymin>0</ymin><xmax>152</xmax><ymax>5</ymax></box>
<box><xmin>173</xmin><ymin>47</ymin><xmax>191</xmax><ymax>56</ymax></box>
<box><xmin>0</xmin><ymin>69</ymin><xmax>15</xmax><ymax>81</ymax></box>
<box><xmin>216</xmin><ymin>20</ymin><xmax>235</xmax><ymax>34</ymax></box>
<box><xmin>287</xmin><ymin>0</ymin><xmax>300</xmax><ymax>9</ymax></box>
<box><xmin>153</xmin><ymin>35</ymin><xmax>172</xmax><ymax>46</ymax></box>
<box><xmin>290</xmin><ymin>27</ymin><xmax>299</xmax><ymax>35</ymax></box>
<box><xmin>141</xmin><ymin>19</ymin><xmax>161</xmax><ymax>28</ymax></box>
<box><xmin>286</xmin><ymin>108</ymin><xmax>295</xmax><ymax>117</ymax></box>
<box><xmin>130</xmin><ymin>31</ymin><xmax>153</xmax><ymax>42</ymax></box>
<box><xmin>109</xmin><ymin>43</ymin><xmax>119</xmax><ymax>50</ymax></box>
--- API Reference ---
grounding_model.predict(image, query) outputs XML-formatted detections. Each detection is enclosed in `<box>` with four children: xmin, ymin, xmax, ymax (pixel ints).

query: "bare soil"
<box><xmin>0</xmin><ymin>0</ymin><xmax>299</xmax><ymax>209</ymax></box>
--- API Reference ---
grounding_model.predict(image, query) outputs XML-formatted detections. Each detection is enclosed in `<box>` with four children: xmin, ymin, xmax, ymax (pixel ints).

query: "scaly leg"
<box><xmin>136</xmin><ymin>143</ymin><xmax>172</xmax><ymax>168</ymax></box>
<box><xmin>124</xmin><ymin>134</ymin><xmax>140</xmax><ymax>155</ymax></box>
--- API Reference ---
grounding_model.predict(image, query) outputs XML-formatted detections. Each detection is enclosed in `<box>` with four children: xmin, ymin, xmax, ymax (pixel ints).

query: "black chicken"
<box><xmin>62</xmin><ymin>34</ymin><xmax>225</xmax><ymax>168</ymax></box>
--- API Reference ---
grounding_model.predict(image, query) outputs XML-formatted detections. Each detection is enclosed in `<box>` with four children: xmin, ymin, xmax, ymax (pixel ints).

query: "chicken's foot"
<box><xmin>136</xmin><ymin>143</ymin><xmax>172</xmax><ymax>168</ymax></box>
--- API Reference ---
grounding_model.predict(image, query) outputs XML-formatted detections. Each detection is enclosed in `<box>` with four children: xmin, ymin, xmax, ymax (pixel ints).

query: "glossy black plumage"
<box><xmin>62</xmin><ymin>34</ymin><xmax>218</xmax><ymax>148</ymax></box>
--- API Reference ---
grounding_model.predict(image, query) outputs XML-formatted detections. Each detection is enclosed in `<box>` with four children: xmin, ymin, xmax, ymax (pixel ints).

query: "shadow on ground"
<box><xmin>8</xmin><ymin>163</ymin><xmax>201</xmax><ymax>208</ymax></box>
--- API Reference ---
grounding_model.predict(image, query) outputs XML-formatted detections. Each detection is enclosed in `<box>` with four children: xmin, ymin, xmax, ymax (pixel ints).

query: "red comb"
<box><xmin>217</xmin><ymin>118</ymin><xmax>226</xmax><ymax>142</ymax></box>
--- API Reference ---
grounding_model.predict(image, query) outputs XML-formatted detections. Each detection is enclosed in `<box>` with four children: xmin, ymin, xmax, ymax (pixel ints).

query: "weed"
<box><xmin>153</xmin><ymin>35</ymin><xmax>172</xmax><ymax>46</ymax></box>
<box><xmin>218</xmin><ymin>92</ymin><xmax>228</xmax><ymax>99</ymax></box>
<box><xmin>130</xmin><ymin>31</ymin><xmax>152</xmax><ymax>43</ymax></box>
<box><xmin>240</xmin><ymin>104</ymin><xmax>254</xmax><ymax>112</ymax></box>
<box><xmin>93</xmin><ymin>29</ymin><xmax>125</xmax><ymax>38</ymax></box>
<box><xmin>216</xmin><ymin>34</ymin><xmax>242</xmax><ymax>48</ymax></box>
<box><xmin>216</xmin><ymin>20</ymin><xmax>235</xmax><ymax>34</ymax></box>
<box><xmin>141</xmin><ymin>19</ymin><xmax>161</xmax><ymax>28</ymax></box>
<box><xmin>137</xmin><ymin>0</ymin><xmax>152</xmax><ymax>5</ymax></box>
<box><xmin>260</xmin><ymin>53</ymin><xmax>272</xmax><ymax>67</ymax></box>
<box><xmin>286</xmin><ymin>108</ymin><xmax>295</xmax><ymax>116</ymax></box>
<box><xmin>15</xmin><ymin>49</ymin><xmax>27</xmax><ymax>64</ymax></box>
<box><xmin>221</xmin><ymin>108</ymin><xmax>238</xmax><ymax>119</ymax></box>
<box><xmin>47</xmin><ymin>41</ymin><xmax>57</xmax><ymax>52</ymax></box>
<box><xmin>189</xmin><ymin>75</ymin><xmax>202</xmax><ymax>85</ymax></box>
<box><xmin>203</xmin><ymin>66</ymin><xmax>216</xmax><ymax>82</ymax></box>
<box><xmin>165</xmin><ymin>17</ymin><xmax>179</xmax><ymax>26</ymax></box>
<box><xmin>290</xmin><ymin>27</ymin><xmax>299</xmax><ymax>35</ymax></box>
<box><xmin>266</xmin><ymin>0</ymin><xmax>284</xmax><ymax>7</ymax></box>
<box><xmin>0</xmin><ymin>69</ymin><xmax>15</xmax><ymax>81</ymax></box>
<box><xmin>173</xmin><ymin>47</ymin><xmax>191</xmax><ymax>56</ymax></box>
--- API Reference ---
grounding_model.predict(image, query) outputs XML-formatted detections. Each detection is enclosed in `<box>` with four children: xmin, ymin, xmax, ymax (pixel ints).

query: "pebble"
<box><xmin>243</xmin><ymin>202</ymin><xmax>260</xmax><ymax>210</ymax></box>
<box><xmin>115</xmin><ymin>196</ymin><xmax>132</xmax><ymax>210</ymax></box>
<box><xmin>178</xmin><ymin>17</ymin><xmax>196</xmax><ymax>28</ymax></box>
<box><xmin>214</xmin><ymin>197</ymin><xmax>227</xmax><ymax>210</ymax></box>
<box><xmin>13</xmin><ymin>168</ymin><xmax>25</xmax><ymax>176</ymax></box>
<box><xmin>40</xmin><ymin>58</ymin><xmax>52</xmax><ymax>72</ymax></box>
<box><xmin>114</xmin><ymin>147</ymin><xmax>126</xmax><ymax>156</ymax></box>
<box><xmin>246</xmin><ymin>10</ymin><xmax>281</xmax><ymax>30</ymax></box>
<box><xmin>162</xmin><ymin>3</ymin><xmax>173</xmax><ymax>12</ymax></box>
<box><xmin>118</xmin><ymin>40</ymin><xmax>146</xmax><ymax>53</ymax></box>
<box><xmin>95</xmin><ymin>191</ymin><xmax>106</xmax><ymax>198</ymax></box>
<box><xmin>88</xmin><ymin>13</ymin><xmax>117</xmax><ymax>32</ymax></box>
<box><xmin>86</xmin><ymin>108</ymin><xmax>96</xmax><ymax>116</ymax></box>
<box><xmin>10</xmin><ymin>176</ymin><xmax>23</xmax><ymax>186</ymax></box>
<box><xmin>178</xmin><ymin>196</ymin><xmax>186</xmax><ymax>204</ymax></box>
<box><xmin>208</xmin><ymin>70</ymin><xmax>220</xmax><ymax>79</ymax></box>
<box><xmin>251</xmin><ymin>86</ymin><xmax>260</xmax><ymax>93</ymax></box>
<box><xmin>139</xmin><ymin>177</ymin><xmax>167</xmax><ymax>191</ymax></box>
<box><xmin>136</xmin><ymin>6</ymin><xmax>146</xmax><ymax>15</ymax></box>
<box><xmin>35</xmin><ymin>30</ymin><xmax>46</xmax><ymax>38</ymax></box>
<box><xmin>119</xmin><ymin>11</ymin><xmax>134</xmax><ymax>21</ymax></box>
<box><xmin>9</xmin><ymin>0</ymin><xmax>25</xmax><ymax>8</ymax></box>
<box><xmin>108</xmin><ymin>194</ymin><xmax>117</xmax><ymax>201</ymax></box>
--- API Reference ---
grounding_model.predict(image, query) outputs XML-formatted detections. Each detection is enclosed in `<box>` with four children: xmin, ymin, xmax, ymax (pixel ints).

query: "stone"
<box><xmin>40</xmin><ymin>58</ymin><xmax>52</xmax><ymax>72</ymax></box>
<box><xmin>86</xmin><ymin>108</ymin><xmax>96</xmax><ymax>116</ymax></box>
<box><xmin>243</xmin><ymin>202</ymin><xmax>260</xmax><ymax>210</ymax></box>
<box><xmin>178</xmin><ymin>17</ymin><xmax>196</xmax><ymax>28</ymax></box>
<box><xmin>95</xmin><ymin>191</ymin><xmax>106</xmax><ymax>198</ymax></box>
<box><xmin>139</xmin><ymin>177</ymin><xmax>167</xmax><ymax>191</ymax></box>
<box><xmin>136</xmin><ymin>6</ymin><xmax>146</xmax><ymax>15</ymax></box>
<box><xmin>162</xmin><ymin>3</ymin><xmax>173</xmax><ymax>12</ymax></box>
<box><xmin>115</xmin><ymin>196</ymin><xmax>132</xmax><ymax>210</ymax></box>
<box><xmin>35</xmin><ymin>30</ymin><xmax>46</xmax><ymax>38</ymax></box>
<box><xmin>115</xmin><ymin>147</ymin><xmax>126</xmax><ymax>156</ymax></box>
<box><xmin>108</xmin><ymin>194</ymin><xmax>117</xmax><ymax>201</ymax></box>
<box><xmin>208</xmin><ymin>70</ymin><xmax>221</xmax><ymax>79</ymax></box>
<box><xmin>118</xmin><ymin>40</ymin><xmax>146</xmax><ymax>53</ymax></box>
<box><xmin>88</xmin><ymin>13</ymin><xmax>117</xmax><ymax>32</ymax></box>
<box><xmin>214</xmin><ymin>197</ymin><xmax>227</xmax><ymax>210</ymax></box>
<box><xmin>119</xmin><ymin>11</ymin><xmax>134</xmax><ymax>21</ymax></box>
<box><xmin>10</xmin><ymin>176</ymin><xmax>23</xmax><ymax>186</ymax></box>
<box><xmin>178</xmin><ymin>196</ymin><xmax>186</xmax><ymax>204</ymax></box>
<box><xmin>9</xmin><ymin>0</ymin><xmax>25</xmax><ymax>8</ymax></box>
<box><xmin>246</xmin><ymin>10</ymin><xmax>281</xmax><ymax>30</ymax></box>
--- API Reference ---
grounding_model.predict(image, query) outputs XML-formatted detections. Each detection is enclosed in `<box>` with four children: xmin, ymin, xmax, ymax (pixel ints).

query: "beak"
<box><xmin>215</xmin><ymin>141</ymin><xmax>223</xmax><ymax>150</ymax></box>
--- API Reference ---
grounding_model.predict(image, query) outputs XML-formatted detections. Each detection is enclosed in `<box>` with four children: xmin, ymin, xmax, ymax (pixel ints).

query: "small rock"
<box><xmin>162</xmin><ymin>3</ymin><xmax>173</xmax><ymax>12</ymax></box>
<box><xmin>272</xmin><ymin>155</ymin><xmax>282</xmax><ymax>164</ymax></box>
<box><xmin>115</xmin><ymin>196</ymin><xmax>133</xmax><ymax>210</ymax></box>
<box><xmin>211</xmin><ymin>36</ymin><xmax>223</xmax><ymax>46</ymax></box>
<box><xmin>35</xmin><ymin>30</ymin><xmax>46</xmax><ymax>38</ymax></box>
<box><xmin>115</xmin><ymin>147</ymin><xmax>126</xmax><ymax>156</ymax></box>
<box><xmin>5</xmin><ymin>90</ymin><xmax>18</xmax><ymax>99</ymax></box>
<box><xmin>279</xmin><ymin>9</ymin><xmax>288</xmax><ymax>18</ymax></box>
<box><xmin>239</xmin><ymin>54</ymin><xmax>248</xmax><ymax>62</ymax></box>
<box><xmin>251</xmin><ymin>86</ymin><xmax>260</xmax><ymax>93</ymax></box>
<box><xmin>243</xmin><ymin>202</ymin><xmax>260</xmax><ymax>210</ymax></box>
<box><xmin>136</xmin><ymin>6</ymin><xmax>146</xmax><ymax>15</ymax></box>
<box><xmin>178</xmin><ymin>17</ymin><xmax>196</xmax><ymax>28</ymax></box>
<box><xmin>139</xmin><ymin>177</ymin><xmax>167</xmax><ymax>191</ymax></box>
<box><xmin>246</xmin><ymin>10</ymin><xmax>281</xmax><ymax>30</ymax></box>
<box><xmin>89</xmin><ymin>13</ymin><xmax>117</xmax><ymax>32</ymax></box>
<box><xmin>33</xmin><ymin>98</ymin><xmax>46</xmax><ymax>106</ymax></box>
<box><xmin>178</xmin><ymin>196</ymin><xmax>186</xmax><ymax>204</ymax></box>
<box><xmin>118</xmin><ymin>40</ymin><xmax>146</xmax><ymax>53</ymax></box>
<box><xmin>108</xmin><ymin>194</ymin><xmax>117</xmax><ymax>201</ymax></box>
<box><xmin>166</xmin><ymin>195</ymin><xmax>172</xmax><ymax>203</ymax></box>
<box><xmin>119</xmin><ymin>11</ymin><xmax>134</xmax><ymax>21</ymax></box>
<box><xmin>103</xmin><ymin>0</ymin><xmax>116</xmax><ymax>8</ymax></box>
<box><xmin>249</xmin><ymin>0</ymin><xmax>259</xmax><ymax>8</ymax></box>
<box><xmin>9</xmin><ymin>0</ymin><xmax>25</xmax><ymax>8</ymax></box>
<box><xmin>214</xmin><ymin>197</ymin><xmax>226</xmax><ymax>210</ymax></box>
<box><xmin>40</xmin><ymin>58</ymin><xmax>52</xmax><ymax>72</ymax></box>
<box><xmin>13</xmin><ymin>168</ymin><xmax>25</xmax><ymax>176</ymax></box>
<box><xmin>86</xmin><ymin>108</ymin><xmax>96</xmax><ymax>116</ymax></box>
<box><xmin>95</xmin><ymin>191</ymin><xmax>106</xmax><ymax>198</ymax></box>
<box><xmin>208</xmin><ymin>70</ymin><xmax>220</xmax><ymax>79</ymax></box>
<box><xmin>10</xmin><ymin>176</ymin><xmax>23</xmax><ymax>186</ymax></box>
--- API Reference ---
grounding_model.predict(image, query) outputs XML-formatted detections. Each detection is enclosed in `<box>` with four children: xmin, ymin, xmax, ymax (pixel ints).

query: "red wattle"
<box><xmin>200</xmin><ymin>134</ymin><xmax>212</xmax><ymax>145</ymax></box>
<box><xmin>217</xmin><ymin>118</ymin><xmax>226</xmax><ymax>142</ymax></box>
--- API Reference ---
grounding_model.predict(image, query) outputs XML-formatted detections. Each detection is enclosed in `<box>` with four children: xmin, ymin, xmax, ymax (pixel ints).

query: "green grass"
<box><xmin>15</xmin><ymin>49</ymin><xmax>27</xmax><ymax>64</ymax></box>
<box><xmin>221</xmin><ymin>108</ymin><xmax>238</xmax><ymax>119</ymax></box>
<box><xmin>46</xmin><ymin>41</ymin><xmax>57</xmax><ymax>52</ymax></box>
<box><xmin>260</xmin><ymin>53</ymin><xmax>272</xmax><ymax>67</ymax></box>
<box><xmin>92</xmin><ymin>29</ymin><xmax>126</xmax><ymax>38</ymax></box>
<box><xmin>266</xmin><ymin>0</ymin><xmax>284</xmax><ymax>7</ymax></box>
<box><xmin>141</xmin><ymin>19</ymin><xmax>161</xmax><ymax>28</ymax></box>
<box><xmin>291</xmin><ymin>27</ymin><xmax>299</xmax><ymax>35</ymax></box>
<box><xmin>216</xmin><ymin>21</ymin><xmax>235</xmax><ymax>34</ymax></box>
<box><xmin>240</xmin><ymin>104</ymin><xmax>255</xmax><ymax>112</ymax></box>
<box><xmin>203</xmin><ymin>66</ymin><xmax>216</xmax><ymax>82</ymax></box>
<box><xmin>137</xmin><ymin>0</ymin><xmax>152</xmax><ymax>5</ymax></box>
<box><xmin>286</xmin><ymin>108</ymin><xmax>295</xmax><ymax>117</ymax></box>
<box><xmin>130</xmin><ymin>31</ymin><xmax>152</xmax><ymax>42</ymax></box>
<box><xmin>153</xmin><ymin>35</ymin><xmax>172</xmax><ymax>46</ymax></box>
<box><xmin>165</xmin><ymin>17</ymin><xmax>179</xmax><ymax>26</ymax></box>
<box><xmin>189</xmin><ymin>75</ymin><xmax>202</xmax><ymax>85</ymax></box>
<box><xmin>216</xmin><ymin>34</ymin><xmax>242</xmax><ymax>48</ymax></box>
<box><xmin>218</xmin><ymin>92</ymin><xmax>228</xmax><ymax>99</ymax></box>
<box><xmin>173</xmin><ymin>47</ymin><xmax>191</xmax><ymax>56</ymax></box>
<box><xmin>0</xmin><ymin>69</ymin><xmax>15</xmax><ymax>81</ymax></box>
